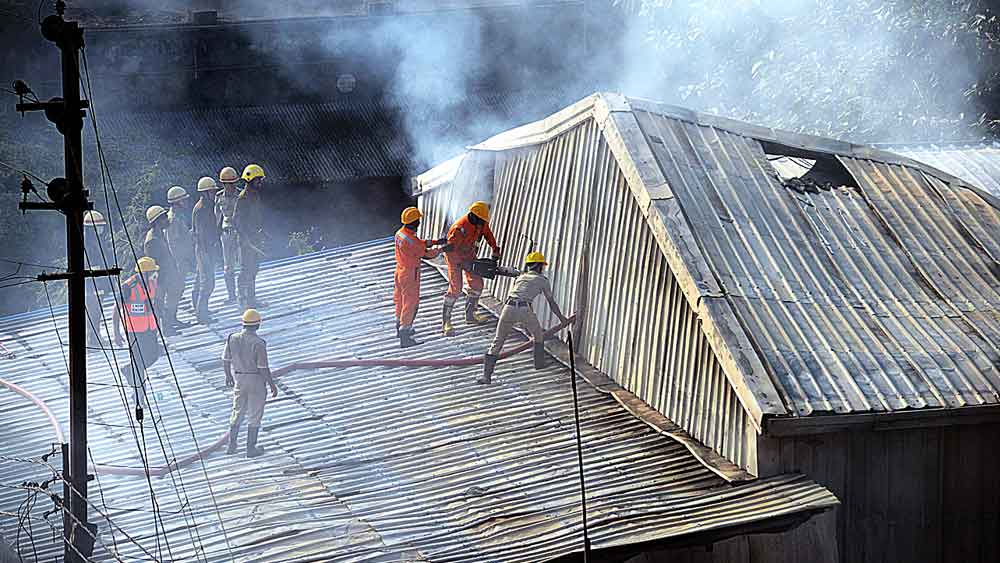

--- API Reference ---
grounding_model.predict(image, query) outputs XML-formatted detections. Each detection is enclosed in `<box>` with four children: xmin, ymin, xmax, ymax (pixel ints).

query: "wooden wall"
<box><xmin>759</xmin><ymin>422</ymin><xmax>1000</xmax><ymax>563</ymax></box>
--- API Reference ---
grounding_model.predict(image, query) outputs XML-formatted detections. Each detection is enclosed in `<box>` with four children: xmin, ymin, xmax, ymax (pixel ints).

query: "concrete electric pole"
<box><xmin>13</xmin><ymin>1</ymin><xmax>119</xmax><ymax>560</ymax></box>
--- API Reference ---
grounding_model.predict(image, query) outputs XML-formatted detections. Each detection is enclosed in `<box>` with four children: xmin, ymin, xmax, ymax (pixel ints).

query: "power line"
<box><xmin>81</xmin><ymin>48</ymin><xmax>226</xmax><ymax>561</ymax></box>
<box><xmin>0</xmin><ymin>158</ymin><xmax>49</xmax><ymax>186</ymax></box>
<box><xmin>0</xmin><ymin>256</ymin><xmax>61</xmax><ymax>269</ymax></box>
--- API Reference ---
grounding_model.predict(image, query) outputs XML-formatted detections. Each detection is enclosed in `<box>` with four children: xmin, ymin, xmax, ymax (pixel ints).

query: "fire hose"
<box><xmin>1</xmin><ymin>316</ymin><xmax>575</xmax><ymax>477</ymax></box>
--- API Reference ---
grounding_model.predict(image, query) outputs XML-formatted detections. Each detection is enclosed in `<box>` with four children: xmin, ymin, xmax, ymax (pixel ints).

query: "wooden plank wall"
<box><xmin>761</xmin><ymin>423</ymin><xmax>1000</xmax><ymax>563</ymax></box>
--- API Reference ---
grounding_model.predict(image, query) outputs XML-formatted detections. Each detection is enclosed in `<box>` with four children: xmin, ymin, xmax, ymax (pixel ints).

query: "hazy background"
<box><xmin>0</xmin><ymin>0</ymin><xmax>997</xmax><ymax>314</ymax></box>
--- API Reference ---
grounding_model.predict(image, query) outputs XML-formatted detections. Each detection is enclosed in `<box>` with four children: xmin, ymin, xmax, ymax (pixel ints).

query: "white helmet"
<box><xmin>219</xmin><ymin>166</ymin><xmax>239</xmax><ymax>184</ymax></box>
<box><xmin>83</xmin><ymin>210</ymin><xmax>106</xmax><ymax>228</ymax></box>
<box><xmin>197</xmin><ymin>176</ymin><xmax>218</xmax><ymax>192</ymax></box>
<box><xmin>166</xmin><ymin>186</ymin><xmax>189</xmax><ymax>203</ymax></box>
<box><xmin>146</xmin><ymin>205</ymin><xmax>168</xmax><ymax>224</ymax></box>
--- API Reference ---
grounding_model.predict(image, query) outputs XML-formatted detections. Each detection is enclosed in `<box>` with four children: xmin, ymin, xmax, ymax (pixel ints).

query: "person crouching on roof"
<box><xmin>480</xmin><ymin>251</ymin><xmax>568</xmax><ymax>385</ymax></box>
<box><xmin>394</xmin><ymin>206</ymin><xmax>447</xmax><ymax>348</ymax></box>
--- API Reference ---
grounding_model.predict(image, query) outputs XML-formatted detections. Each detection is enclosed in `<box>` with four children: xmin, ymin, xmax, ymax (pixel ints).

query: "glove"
<box><xmin>225</xmin><ymin>374</ymin><xmax>234</xmax><ymax>388</ymax></box>
<box><xmin>269</xmin><ymin>382</ymin><xmax>279</xmax><ymax>398</ymax></box>
<box><xmin>434</xmin><ymin>238</ymin><xmax>447</xmax><ymax>246</ymax></box>
<box><xmin>440</xmin><ymin>244</ymin><xmax>453</xmax><ymax>253</ymax></box>
<box><xmin>492</xmin><ymin>246</ymin><xmax>502</xmax><ymax>259</ymax></box>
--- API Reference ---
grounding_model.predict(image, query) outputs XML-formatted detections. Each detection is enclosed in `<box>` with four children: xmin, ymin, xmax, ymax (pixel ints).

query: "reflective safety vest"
<box><xmin>122</xmin><ymin>275</ymin><xmax>157</xmax><ymax>334</ymax></box>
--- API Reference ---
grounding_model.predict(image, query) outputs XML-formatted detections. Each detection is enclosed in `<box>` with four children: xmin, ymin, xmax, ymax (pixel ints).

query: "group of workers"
<box><xmin>80</xmin><ymin>164</ymin><xmax>275</xmax><ymax>457</ymax></box>
<box><xmin>81</xmin><ymin>181</ymin><xmax>566</xmax><ymax>458</ymax></box>
<box><xmin>394</xmin><ymin>202</ymin><xmax>568</xmax><ymax>384</ymax></box>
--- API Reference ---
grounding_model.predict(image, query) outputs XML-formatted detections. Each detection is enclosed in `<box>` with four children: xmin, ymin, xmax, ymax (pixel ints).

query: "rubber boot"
<box><xmin>190</xmin><ymin>285</ymin><xmax>200</xmax><ymax>313</ymax></box>
<box><xmin>442</xmin><ymin>302</ymin><xmax>456</xmax><ymax>337</ymax></box>
<box><xmin>225</xmin><ymin>274</ymin><xmax>237</xmax><ymax>304</ymax></box>
<box><xmin>477</xmin><ymin>354</ymin><xmax>497</xmax><ymax>384</ymax></box>
<box><xmin>226</xmin><ymin>424</ymin><xmax>240</xmax><ymax>455</ymax></box>
<box><xmin>465</xmin><ymin>297</ymin><xmax>489</xmax><ymax>325</ymax></box>
<box><xmin>246</xmin><ymin>426</ymin><xmax>266</xmax><ymax>458</ymax></box>
<box><xmin>533</xmin><ymin>343</ymin><xmax>547</xmax><ymax>370</ymax></box>
<box><xmin>399</xmin><ymin>327</ymin><xmax>420</xmax><ymax>349</ymax></box>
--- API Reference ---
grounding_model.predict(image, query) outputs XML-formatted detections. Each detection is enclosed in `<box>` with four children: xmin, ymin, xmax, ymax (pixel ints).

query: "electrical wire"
<box><xmin>0</xmin><ymin>257</ymin><xmax>61</xmax><ymax>269</ymax></box>
<box><xmin>81</xmin><ymin>48</ymin><xmax>227</xmax><ymax>562</ymax></box>
<box><xmin>0</xmin><ymin>158</ymin><xmax>49</xmax><ymax>186</ymax></box>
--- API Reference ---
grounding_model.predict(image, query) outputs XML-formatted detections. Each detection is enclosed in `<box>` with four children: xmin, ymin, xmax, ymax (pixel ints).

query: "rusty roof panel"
<box><xmin>0</xmin><ymin>240</ymin><xmax>836</xmax><ymax>561</ymax></box>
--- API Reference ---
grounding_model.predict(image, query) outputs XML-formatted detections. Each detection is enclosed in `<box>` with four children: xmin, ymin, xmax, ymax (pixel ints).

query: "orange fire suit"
<box><xmin>394</xmin><ymin>227</ymin><xmax>440</xmax><ymax>330</ymax></box>
<box><xmin>443</xmin><ymin>215</ymin><xmax>499</xmax><ymax>304</ymax></box>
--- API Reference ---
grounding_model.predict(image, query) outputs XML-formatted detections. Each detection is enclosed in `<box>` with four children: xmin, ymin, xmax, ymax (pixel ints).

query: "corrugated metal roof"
<box><xmin>890</xmin><ymin>144</ymin><xmax>1000</xmax><ymax>199</ymax></box>
<box><xmin>70</xmin><ymin>89</ymin><xmax>582</xmax><ymax>189</ymax></box>
<box><xmin>416</xmin><ymin>93</ymin><xmax>1000</xmax><ymax>421</ymax></box>
<box><xmin>0</xmin><ymin>240</ymin><xmax>837</xmax><ymax>561</ymax></box>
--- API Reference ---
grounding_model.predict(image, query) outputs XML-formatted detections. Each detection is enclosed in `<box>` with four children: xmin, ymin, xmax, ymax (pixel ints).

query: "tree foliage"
<box><xmin>625</xmin><ymin>0</ymin><xmax>1000</xmax><ymax>142</ymax></box>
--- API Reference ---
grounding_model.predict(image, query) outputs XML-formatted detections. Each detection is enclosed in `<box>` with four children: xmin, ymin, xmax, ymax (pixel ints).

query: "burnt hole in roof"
<box><xmin>761</xmin><ymin>140</ymin><xmax>858</xmax><ymax>195</ymax></box>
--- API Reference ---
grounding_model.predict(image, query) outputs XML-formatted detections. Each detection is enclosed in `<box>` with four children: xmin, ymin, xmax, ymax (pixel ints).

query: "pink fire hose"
<box><xmin>2</xmin><ymin>316</ymin><xmax>574</xmax><ymax>477</ymax></box>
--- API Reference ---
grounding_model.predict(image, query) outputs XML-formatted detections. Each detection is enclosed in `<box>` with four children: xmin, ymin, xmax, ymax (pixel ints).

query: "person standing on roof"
<box><xmin>394</xmin><ymin>207</ymin><xmax>446</xmax><ymax>348</ymax></box>
<box><xmin>113</xmin><ymin>257</ymin><xmax>163</xmax><ymax>410</ymax></box>
<box><xmin>192</xmin><ymin>177</ymin><xmax>221</xmax><ymax>324</ymax></box>
<box><xmin>233</xmin><ymin>164</ymin><xmax>266</xmax><ymax>310</ymax></box>
<box><xmin>166</xmin><ymin>185</ymin><xmax>196</xmax><ymax>312</ymax></box>
<box><xmin>479</xmin><ymin>251</ymin><xmax>568</xmax><ymax>385</ymax></box>
<box><xmin>215</xmin><ymin>166</ymin><xmax>241</xmax><ymax>304</ymax></box>
<box><xmin>441</xmin><ymin>201</ymin><xmax>501</xmax><ymax>337</ymax></box>
<box><xmin>224</xmin><ymin>308</ymin><xmax>278</xmax><ymax>458</ymax></box>
<box><xmin>144</xmin><ymin>205</ymin><xmax>187</xmax><ymax>335</ymax></box>
<box><xmin>83</xmin><ymin>210</ymin><xmax>110</xmax><ymax>348</ymax></box>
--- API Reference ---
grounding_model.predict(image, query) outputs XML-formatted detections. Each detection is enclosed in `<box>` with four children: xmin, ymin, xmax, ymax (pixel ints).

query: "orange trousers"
<box><xmin>394</xmin><ymin>268</ymin><xmax>421</xmax><ymax>329</ymax></box>
<box><xmin>444</xmin><ymin>256</ymin><xmax>484</xmax><ymax>303</ymax></box>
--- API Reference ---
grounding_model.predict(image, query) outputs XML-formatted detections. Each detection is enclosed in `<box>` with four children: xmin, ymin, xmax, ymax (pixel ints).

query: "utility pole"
<box><xmin>13</xmin><ymin>2</ymin><xmax>118</xmax><ymax>560</ymax></box>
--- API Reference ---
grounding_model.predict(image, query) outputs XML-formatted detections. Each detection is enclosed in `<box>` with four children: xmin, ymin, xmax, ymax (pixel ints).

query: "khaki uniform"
<box><xmin>224</xmin><ymin>330</ymin><xmax>270</xmax><ymax>427</ymax></box>
<box><xmin>192</xmin><ymin>198</ymin><xmax>220</xmax><ymax>319</ymax></box>
<box><xmin>215</xmin><ymin>186</ymin><xmax>240</xmax><ymax>298</ymax></box>
<box><xmin>233</xmin><ymin>187</ymin><xmax>264</xmax><ymax>308</ymax></box>
<box><xmin>487</xmin><ymin>271</ymin><xmax>563</xmax><ymax>356</ymax></box>
<box><xmin>144</xmin><ymin>228</ymin><xmax>182</xmax><ymax>323</ymax></box>
<box><xmin>166</xmin><ymin>207</ymin><xmax>195</xmax><ymax>303</ymax></box>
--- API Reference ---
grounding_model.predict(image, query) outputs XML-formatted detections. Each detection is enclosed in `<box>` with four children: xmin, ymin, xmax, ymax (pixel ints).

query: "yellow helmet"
<box><xmin>83</xmin><ymin>210</ymin><xmax>106</xmax><ymax>228</ymax></box>
<box><xmin>242</xmin><ymin>164</ymin><xmax>265</xmax><ymax>182</ymax></box>
<box><xmin>242</xmin><ymin>308</ymin><xmax>262</xmax><ymax>325</ymax></box>
<box><xmin>166</xmin><ymin>185</ymin><xmax>189</xmax><ymax>204</ymax></box>
<box><xmin>219</xmin><ymin>166</ymin><xmax>240</xmax><ymax>183</ymax></box>
<box><xmin>146</xmin><ymin>205</ymin><xmax>168</xmax><ymax>224</ymax></box>
<box><xmin>469</xmin><ymin>201</ymin><xmax>490</xmax><ymax>222</ymax></box>
<box><xmin>197</xmin><ymin>176</ymin><xmax>218</xmax><ymax>192</ymax></box>
<box><xmin>401</xmin><ymin>206</ymin><xmax>422</xmax><ymax>224</ymax></box>
<box><xmin>136</xmin><ymin>256</ymin><xmax>159</xmax><ymax>273</ymax></box>
<box><xmin>525</xmin><ymin>251</ymin><xmax>547</xmax><ymax>265</ymax></box>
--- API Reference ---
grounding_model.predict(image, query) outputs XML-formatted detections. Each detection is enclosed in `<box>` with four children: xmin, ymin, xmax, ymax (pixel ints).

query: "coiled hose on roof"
<box><xmin>1</xmin><ymin>316</ymin><xmax>574</xmax><ymax>477</ymax></box>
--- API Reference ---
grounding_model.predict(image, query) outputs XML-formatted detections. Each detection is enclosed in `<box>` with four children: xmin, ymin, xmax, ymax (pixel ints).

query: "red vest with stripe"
<box><xmin>122</xmin><ymin>275</ymin><xmax>157</xmax><ymax>334</ymax></box>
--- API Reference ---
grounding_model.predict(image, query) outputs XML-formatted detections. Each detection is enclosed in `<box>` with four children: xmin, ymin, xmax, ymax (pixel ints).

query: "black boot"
<box><xmin>477</xmin><ymin>354</ymin><xmax>497</xmax><ymax>384</ymax></box>
<box><xmin>442</xmin><ymin>302</ymin><xmax>456</xmax><ymax>337</ymax></box>
<box><xmin>399</xmin><ymin>327</ymin><xmax>421</xmax><ymax>349</ymax></box>
<box><xmin>246</xmin><ymin>426</ymin><xmax>265</xmax><ymax>458</ymax></box>
<box><xmin>465</xmin><ymin>297</ymin><xmax>489</xmax><ymax>325</ymax></box>
<box><xmin>533</xmin><ymin>343</ymin><xmax>547</xmax><ymax>370</ymax></box>
<box><xmin>226</xmin><ymin>424</ymin><xmax>240</xmax><ymax>455</ymax></box>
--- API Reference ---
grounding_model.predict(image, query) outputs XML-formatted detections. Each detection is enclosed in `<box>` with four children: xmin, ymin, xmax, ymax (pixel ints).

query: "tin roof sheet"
<box><xmin>419</xmin><ymin>93</ymin><xmax>1000</xmax><ymax>420</ymax></box>
<box><xmin>891</xmin><ymin>143</ymin><xmax>1000</xmax><ymax>199</ymax></box>
<box><xmin>0</xmin><ymin>240</ymin><xmax>837</xmax><ymax>561</ymax></box>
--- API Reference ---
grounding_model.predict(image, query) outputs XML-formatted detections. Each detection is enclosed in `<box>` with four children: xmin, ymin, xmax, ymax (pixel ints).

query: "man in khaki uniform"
<box><xmin>224</xmin><ymin>309</ymin><xmax>278</xmax><ymax>458</ymax></box>
<box><xmin>166</xmin><ymin>186</ymin><xmax>196</xmax><ymax>310</ymax></box>
<box><xmin>480</xmin><ymin>251</ymin><xmax>568</xmax><ymax>384</ymax></box>
<box><xmin>216</xmin><ymin>166</ymin><xmax>241</xmax><ymax>303</ymax></box>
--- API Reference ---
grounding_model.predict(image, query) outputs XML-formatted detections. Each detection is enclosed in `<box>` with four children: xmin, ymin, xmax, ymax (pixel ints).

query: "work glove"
<box><xmin>225</xmin><ymin>374</ymin><xmax>234</xmax><ymax>388</ymax></box>
<box><xmin>434</xmin><ymin>238</ymin><xmax>448</xmax><ymax>246</ymax></box>
<box><xmin>269</xmin><ymin>382</ymin><xmax>279</xmax><ymax>398</ymax></box>
<box><xmin>492</xmin><ymin>246</ymin><xmax>502</xmax><ymax>259</ymax></box>
<box><xmin>440</xmin><ymin>244</ymin><xmax>454</xmax><ymax>253</ymax></box>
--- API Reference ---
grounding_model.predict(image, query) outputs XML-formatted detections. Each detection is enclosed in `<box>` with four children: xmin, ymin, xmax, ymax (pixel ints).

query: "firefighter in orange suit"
<box><xmin>113</xmin><ymin>257</ymin><xmax>162</xmax><ymax>410</ymax></box>
<box><xmin>395</xmin><ymin>207</ymin><xmax>446</xmax><ymax>348</ymax></box>
<box><xmin>441</xmin><ymin>201</ymin><xmax>501</xmax><ymax>336</ymax></box>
